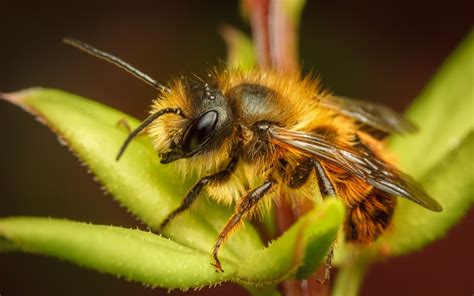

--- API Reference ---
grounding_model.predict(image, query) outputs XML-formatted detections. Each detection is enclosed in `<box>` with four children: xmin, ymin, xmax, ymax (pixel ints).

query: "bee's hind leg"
<box><xmin>288</xmin><ymin>158</ymin><xmax>335</xmax><ymax>283</ymax></box>
<box><xmin>157</xmin><ymin>150</ymin><xmax>240</xmax><ymax>232</ymax></box>
<box><xmin>312</xmin><ymin>159</ymin><xmax>337</xmax><ymax>284</ymax></box>
<box><xmin>211</xmin><ymin>178</ymin><xmax>276</xmax><ymax>272</ymax></box>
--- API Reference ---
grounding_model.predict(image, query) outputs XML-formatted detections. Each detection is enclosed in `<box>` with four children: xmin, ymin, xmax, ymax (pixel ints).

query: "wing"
<box><xmin>320</xmin><ymin>95</ymin><xmax>417</xmax><ymax>134</ymax></box>
<box><xmin>269</xmin><ymin>125</ymin><xmax>442</xmax><ymax>211</ymax></box>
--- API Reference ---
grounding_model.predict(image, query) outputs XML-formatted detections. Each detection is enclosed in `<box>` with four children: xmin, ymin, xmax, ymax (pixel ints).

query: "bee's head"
<box><xmin>117</xmin><ymin>77</ymin><xmax>234</xmax><ymax>165</ymax></box>
<box><xmin>61</xmin><ymin>38</ymin><xmax>234</xmax><ymax>165</ymax></box>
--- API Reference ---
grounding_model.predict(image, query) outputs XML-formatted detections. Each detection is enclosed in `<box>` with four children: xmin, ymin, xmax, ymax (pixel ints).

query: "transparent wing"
<box><xmin>320</xmin><ymin>95</ymin><xmax>417</xmax><ymax>134</ymax></box>
<box><xmin>269</xmin><ymin>125</ymin><xmax>442</xmax><ymax>211</ymax></box>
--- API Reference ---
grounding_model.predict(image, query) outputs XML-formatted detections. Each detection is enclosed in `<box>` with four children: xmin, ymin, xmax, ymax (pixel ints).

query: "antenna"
<box><xmin>116</xmin><ymin>107</ymin><xmax>185</xmax><ymax>161</ymax></box>
<box><xmin>63</xmin><ymin>38</ymin><xmax>169</xmax><ymax>92</ymax></box>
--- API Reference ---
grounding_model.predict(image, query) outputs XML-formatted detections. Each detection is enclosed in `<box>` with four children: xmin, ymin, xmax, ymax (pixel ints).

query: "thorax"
<box><xmin>227</xmin><ymin>83</ymin><xmax>283</xmax><ymax>126</ymax></box>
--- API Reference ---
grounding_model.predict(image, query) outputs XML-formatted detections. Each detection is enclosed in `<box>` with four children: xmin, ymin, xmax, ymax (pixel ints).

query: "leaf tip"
<box><xmin>0</xmin><ymin>88</ymin><xmax>42</xmax><ymax>108</ymax></box>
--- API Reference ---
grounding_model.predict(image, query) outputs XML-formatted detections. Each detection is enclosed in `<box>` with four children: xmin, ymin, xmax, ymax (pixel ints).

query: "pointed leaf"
<box><xmin>0</xmin><ymin>89</ymin><xmax>263</xmax><ymax>264</ymax></box>
<box><xmin>379</xmin><ymin>131</ymin><xmax>474</xmax><ymax>256</ymax></box>
<box><xmin>268</xmin><ymin>0</ymin><xmax>305</xmax><ymax>73</ymax></box>
<box><xmin>0</xmin><ymin>217</ymin><xmax>236</xmax><ymax>288</ymax></box>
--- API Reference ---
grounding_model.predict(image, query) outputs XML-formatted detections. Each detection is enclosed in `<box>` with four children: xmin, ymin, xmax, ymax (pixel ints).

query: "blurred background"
<box><xmin>0</xmin><ymin>0</ymin><xmax>472</xmax><ymax>295</ymax></box>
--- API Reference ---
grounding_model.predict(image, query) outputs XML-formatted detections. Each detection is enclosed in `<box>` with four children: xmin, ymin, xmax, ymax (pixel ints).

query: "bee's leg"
<box><xmin>312</xmin><ymin>159</ymin><xmax>336</xmax><ymax>198</ymax></box>
<box><xmin>288</xmin><ymin>158</ymin><xmax>336</xmax><ymax>197</ymax></box>
<box><xmin>157</xmin><ymin>153</ymin><xmax>240</xmax><ymax>232</ymax></box>
<box><xmin>317</xmin><ymin>244</ymin><xmax>334</xmax><ymax>285</ymax></box>
<box><xmin>287</xmin><ymin>159</ymin><xmax>336</xmax><ymax>283</ymax></box>
<box><xmin>211</xmin><ymin>178</ymin><xmax>275</xmax><ymax>272</ymax></box>
<box><xmin>312</xmin><ymin>159</ymin><xmax>336</xmax><ymax>284</ymax></box>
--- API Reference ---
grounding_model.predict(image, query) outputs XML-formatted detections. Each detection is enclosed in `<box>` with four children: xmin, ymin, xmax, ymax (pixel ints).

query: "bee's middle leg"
<box><xmin>288</xmin><ymin>158</ymin><xmax>336</xmax><ymax>197</ymax></box>
<box><xmin>211</xmin><ymin>178</ymin><xmax>276</xmax><ymax>272</ymax></box>
<box><xmin>288</xmin><ymin>158</ymin><xmax>336</xmax><ymax>284</ymax></box>
<box><xmin>311</xmin><ymin>159</ymin><xmax>336</xmax><ymax>198</ymax></box>
<box><xmin>312</xmin><ymin>159</ymin><xmax>337</xmax><ymax>284</ymax></box>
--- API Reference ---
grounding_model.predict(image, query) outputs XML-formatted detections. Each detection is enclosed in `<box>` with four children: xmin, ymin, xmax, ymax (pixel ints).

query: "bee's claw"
<box><xmin>211</xmin><ymin>259</ymin><xmax>224</xmax><ymax>273</ymax></box>
<box><xmin>318</xmin><ymin>246</ymin><xmax>333</xmax><ymax>285</ymax></box>
<box><xmin>316</xmin><ymin>266</ymin><xmax>331</xmax><ymax>284</ymax></box>
<box><xmin>317</xmin><ymin>275</ymin><xmax>329</xmax><ymax>285</ymax></box>
<box><xmin>155</xmin><ymin>216</ymin><xmax>173</xmax><ymax>234</ymax></box>
<box><xmin>158</xmin><ymin>222</ymin><xmax>166</xmax><ymax>232</ymax></box>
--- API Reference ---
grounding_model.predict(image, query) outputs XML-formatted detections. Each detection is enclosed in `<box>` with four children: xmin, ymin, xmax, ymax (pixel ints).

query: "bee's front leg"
<box><xmin>211</xmin><ymin>178</ymin><xmax>276</xmax><ymax>272</ymax></box>
<box><xmin>157</xmin><ymin>149</ymin><xmax>240</xmax><ymax>232</ymax></box>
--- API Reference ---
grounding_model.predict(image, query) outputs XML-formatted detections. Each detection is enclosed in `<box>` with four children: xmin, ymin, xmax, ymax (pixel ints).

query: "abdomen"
<box><xmin>344</xmin><ymin>189</ymin><xmax>396</xmax><ymax>244</ymax></box>
<box><xmin>325</xmin><ymin>162</ymin><xmax>397</xmax><ymax>244</ymax></box>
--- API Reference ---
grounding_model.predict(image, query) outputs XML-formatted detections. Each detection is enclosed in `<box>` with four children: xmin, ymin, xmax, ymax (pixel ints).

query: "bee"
<box><xmin>64</xmin><ymin>38</ymin><xmax>443</xmax><ymax>274</ymax></box>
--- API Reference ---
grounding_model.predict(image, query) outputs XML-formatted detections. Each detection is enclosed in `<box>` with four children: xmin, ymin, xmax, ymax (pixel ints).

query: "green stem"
<box><xmin>332</xmin><ymin>257</ymin><xmax>369</xmax><ymax>296</ymax></box>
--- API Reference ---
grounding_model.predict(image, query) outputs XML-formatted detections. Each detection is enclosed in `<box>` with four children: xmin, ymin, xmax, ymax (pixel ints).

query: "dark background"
<box><xmin>0</xmin><ymin>0</ymin><xmax>472</xmax><ymax>295</ymax></box>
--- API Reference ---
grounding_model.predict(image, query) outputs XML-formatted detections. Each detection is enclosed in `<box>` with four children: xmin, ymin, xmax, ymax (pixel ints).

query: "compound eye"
<box><xmin>182</xmin><ymin>110</ymin><xmax>218</xmax><ymax>154</ymax></box>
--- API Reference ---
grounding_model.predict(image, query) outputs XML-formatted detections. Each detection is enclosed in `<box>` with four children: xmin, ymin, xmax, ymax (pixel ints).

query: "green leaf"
<box><xmin>379</xmin><ymin>31</ymin><xmax>474</xmax><ymax>256</ymax></box>
<box><xmin>220</xmin><ymin>25</ymin><xmax>256</xmax><ymax>69</ymax></box>
<box><xmin>0</xmin><ymin>200</ymin><xmax>342</xmax><ymax>290</ymax></box>
<box><xmin>379</xmin><ymin>131</ymin><xmax>474</xmax><ymax>256</ymax></box>
<box><xmin>0</xmin><ymin>217</ymin><xmax>234</xmax><ymax>288</ymax></box>
<box><xmin>390</xmin><ymin>30</ymin><xmax>474</xmax><ymax>178</ymax></box>
<box><xmin>237</xmin><ymin>199</ymin><xmax>344</xmax><ymax>284</ymax></box>
<box><xmin>0</xmin><ymin>88</ymin><xmax>262</xmax><ymax>265</ymax></box>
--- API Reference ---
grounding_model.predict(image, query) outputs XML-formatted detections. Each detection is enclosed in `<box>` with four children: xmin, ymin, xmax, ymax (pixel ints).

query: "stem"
<box><xmin>268</xmin><ymin>0</ymin><xmax>302</xmax><ymax>73</ymax></box>
<box><xmin>244</xmin><ymin>1</ymin><xmax>329</xmax><ymax>295</ymax></box>
<box><xmin>244</xmin><ymin>0</ymin><xmax>271</xmax><ymax>68</ymax></box>
<box><xmin>244</xmin><ymin>0</ymin><xmax>303</xmax><ymax>72</ymax></box>
<box><xmin>332</xmin><ymin>257</ymin><xmax>369</xmax><ymax>296</ymax></box>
